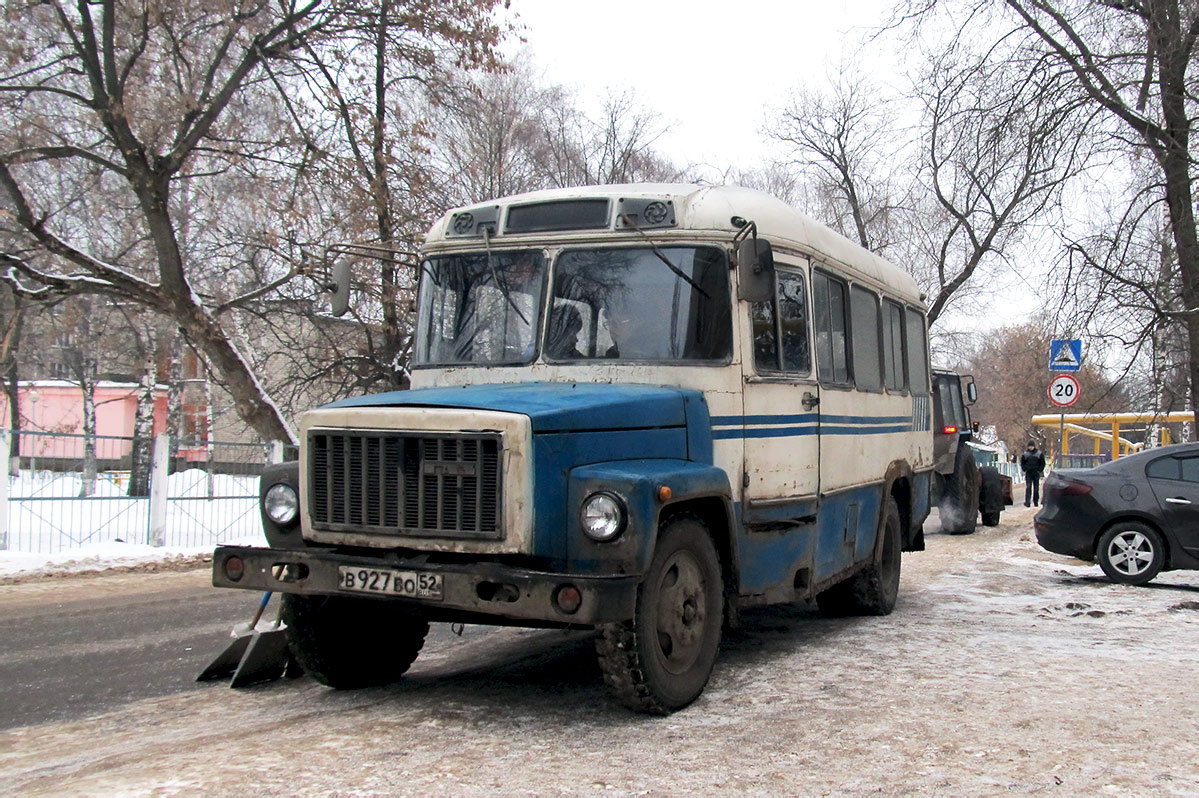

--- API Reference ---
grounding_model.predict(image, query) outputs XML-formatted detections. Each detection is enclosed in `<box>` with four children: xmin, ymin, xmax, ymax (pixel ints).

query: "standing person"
<box><xmin>1021</xmin><ymin>441</ymin><xmax>1046</xmax><ymax>507</ymax></box>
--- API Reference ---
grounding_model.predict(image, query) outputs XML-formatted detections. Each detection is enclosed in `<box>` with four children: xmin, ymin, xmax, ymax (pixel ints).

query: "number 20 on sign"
<box><xmin>1048</xmin><ymin>374</ymin><xmax>1080</xmax><ymax>408</ymax></box>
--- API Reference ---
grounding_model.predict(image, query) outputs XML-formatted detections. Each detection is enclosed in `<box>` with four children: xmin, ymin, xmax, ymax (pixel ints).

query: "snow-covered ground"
<box><xmin>3</xmin><ymin>505</ymin><xmax>1198</xmax><ymax>795</ymax></box>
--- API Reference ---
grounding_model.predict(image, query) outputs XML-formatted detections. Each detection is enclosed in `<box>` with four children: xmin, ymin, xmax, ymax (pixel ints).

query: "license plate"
<box><xmin>337</xmin><ymin>566</ymin><xmax>444</xmax><ymax>601</ymax></box>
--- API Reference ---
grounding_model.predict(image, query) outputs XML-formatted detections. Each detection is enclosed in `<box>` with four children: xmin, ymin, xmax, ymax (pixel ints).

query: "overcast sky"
<box><xmin>505</xmin><ymin>0</ymin><xmax>902</xmax><ymax>176</ymax></box>
<box><xmin>502</xmin><ymin>1</ymin><xmax>1046</xmax><ymax>337</ymax></box>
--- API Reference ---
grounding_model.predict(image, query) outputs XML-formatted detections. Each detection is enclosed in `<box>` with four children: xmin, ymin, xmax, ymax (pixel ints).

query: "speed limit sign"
<box><xmin>1048</xmin><ymin>374</ymin><xmax>1080</xmax><ymax>407</ymax></box>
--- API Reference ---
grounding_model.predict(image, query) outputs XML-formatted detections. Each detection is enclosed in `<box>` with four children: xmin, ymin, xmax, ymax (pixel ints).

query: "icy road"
<box><xmin>1</xmin><ymin>505</ymin><xmax>1198</xmax><ymax>795</ymax></box>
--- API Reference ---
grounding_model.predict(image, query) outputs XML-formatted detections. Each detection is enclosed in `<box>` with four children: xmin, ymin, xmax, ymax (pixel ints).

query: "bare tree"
<box><xmin>766</xmin><ymin>23</ymin><xmax>1093</xmax><ymax>329</ymax></box>
<box><xmin>431</xmin><ymin>55</ymin><xmax>558</xmax><ymax>206</ymax></box>
<box><xmin>272</xmin><ymin>0</ymin><xmax>509</xmax><ymax>393</ymax></box>
<box><xmin>769</xmin><ymin>74</ymin><xmax>904</xmax><ymax>252</ymax></box>
<box><xmin>537</xmin><ymin>89</ymin><xmax>684</xmax><ymax>188</ymax></box>
<box><xmin>913</xmin><ymin>32</ymin><xmax>1095</xmax><ymax>325</ymax></box>
<box><xmin>727</xmin><ymin>163</ymin><xmax>805</xmax><ymax>207</ymax></box>
<box><xmin>0</xmin><ymin>0</ymin><xmax>341</xmax><ymax>443</ymax></box>
<box><xmin>997</xmin><ymin>0</ymin><xmax>1199</xmax><ymax>434</ymax></box>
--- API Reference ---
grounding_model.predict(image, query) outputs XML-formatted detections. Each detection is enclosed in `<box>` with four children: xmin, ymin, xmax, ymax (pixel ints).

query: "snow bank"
<box><xmin>0</xmin><ymin>541</ymin><xmax>226</xmax><ymax>579</ymax></box>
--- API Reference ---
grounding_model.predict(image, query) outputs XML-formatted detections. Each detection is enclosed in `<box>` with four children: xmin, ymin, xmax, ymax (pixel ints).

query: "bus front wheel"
<box><xmin>595</xmin><ymin>514</ymin><xmax>724</xmax><ymax>715</ymax></box>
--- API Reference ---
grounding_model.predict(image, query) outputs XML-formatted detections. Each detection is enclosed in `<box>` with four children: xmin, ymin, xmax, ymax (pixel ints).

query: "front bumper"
<box><xmin>212</xmin><ymin>545</ymin><xmax>638</xmax><ymax>626</ymax></box>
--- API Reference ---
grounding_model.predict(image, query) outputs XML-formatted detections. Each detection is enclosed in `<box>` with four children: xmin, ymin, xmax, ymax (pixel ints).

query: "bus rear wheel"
<box><xmin>816</xmin><ymin>496</ymin><xmax>902</xmax><ymax>617</ymax></box>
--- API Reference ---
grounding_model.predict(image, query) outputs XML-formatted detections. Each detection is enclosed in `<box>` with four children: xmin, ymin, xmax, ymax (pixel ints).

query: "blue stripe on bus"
<box><xmin>713</xmin><ymin>426</ymin><xmax>817</xmax><ymax>440</ymax></box>
<box><xmin>710</xmin><ymin>413</ymin><xmax>911</xmax><ymax>427</ymax></box>
<box><xmin>710</xmin><ymin>414</ymin><xmax>816</xmax><ymax>426</ymax></box>
<box><xmin>820</xmin><ymin>414</ymin><xmax>912</xmax><ymax>425</ymax></box>
<box><xmin>710</xmin><ymin>413</ymin><xmax>913</xmax><ymax>432</ymax></box>
<box><xmin>711</xmin><ymin>422</ymin><xmax>913</xmax><ymax>439</ymax></box>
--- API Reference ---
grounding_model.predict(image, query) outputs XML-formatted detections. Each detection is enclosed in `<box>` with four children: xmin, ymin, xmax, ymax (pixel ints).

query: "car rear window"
<box><xmin>1146</xmin><ymin>457</ymin><xmax>1179</xmax><ymax>480</ymax></box>
<box><xmin>1182</xmin><ymin>457</ymin><xmax>1199</xmax><ymax>483</ymax></box>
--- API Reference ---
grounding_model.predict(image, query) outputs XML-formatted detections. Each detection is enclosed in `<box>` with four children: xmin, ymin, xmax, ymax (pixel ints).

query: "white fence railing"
<box><xmin>0</xmin><ymin>430</ymin><xmax>293</xmax><ymax>554</ymax></box>
<box><xmin>991</xmin><ymin>461</ymin><xmax>1024</xmax><ymax>484</ymax></box>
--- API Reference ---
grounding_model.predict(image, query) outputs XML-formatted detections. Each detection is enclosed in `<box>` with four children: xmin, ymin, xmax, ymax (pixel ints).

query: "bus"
<box><xmin>213</xmin><ymin>184</ymin><xmax>935</xmax><ymax>714</ymax></box>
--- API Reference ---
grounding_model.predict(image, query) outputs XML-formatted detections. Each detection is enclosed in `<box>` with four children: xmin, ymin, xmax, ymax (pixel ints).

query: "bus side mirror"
<box><xmin>329</xmin><ymin>260</ymin><xmax>351</xmax><ymax>317</ymax></box>
<box><xmin>736</xmin><ymin>238</ymin><xmax>774</xmax><ymax>302</ymax></box>
<box><xmin>965</xmin><ymin>380</ymin><xmax>978</xmax><ymax>404</ymax></box>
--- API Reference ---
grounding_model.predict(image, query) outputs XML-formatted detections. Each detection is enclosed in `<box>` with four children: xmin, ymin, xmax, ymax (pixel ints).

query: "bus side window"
<box><xmin>905</xmin><ymin>307</ymin><xmax>929</xmax><ymax>395</ymax></box>
<box><xmin>812</xmin><ymin>270</ymin><xmax>850</xmax><ymax>385</ymax></box>
<box><xmin>881</xmin><ymin>299</ymin><xmax>906</xmax><ymax>392</ymax></box>
<box><xmin>750</xmin><ymin>270</ymin><xmax>810</xmax><ymax>374</ymax></box>
<box><xmin>750</xmin><ymin>290</ymin><xmax>779</xmax><ymax>371</ymax></box>
<box><xmin>778</xmin><ymin>272</ymin><xmax>810</xmax><ymax>372</ymax></box>
<box><xmin>850</xmin><ymin>285</ymin><xmax>882</xmax><ymax>392</ymax></box>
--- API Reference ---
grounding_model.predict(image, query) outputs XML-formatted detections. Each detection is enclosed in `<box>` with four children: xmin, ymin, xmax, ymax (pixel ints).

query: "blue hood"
<box><xmin>322</xmin><ymin>382</ymin><xmax>689</xmax><ymax>433</ymax></box>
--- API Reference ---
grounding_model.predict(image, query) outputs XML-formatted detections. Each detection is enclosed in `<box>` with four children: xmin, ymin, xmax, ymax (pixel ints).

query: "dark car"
<box><xmin>1035</xmin><ymin>442</ymin><xmax>1199</xmax><ymax>585</ymax></box>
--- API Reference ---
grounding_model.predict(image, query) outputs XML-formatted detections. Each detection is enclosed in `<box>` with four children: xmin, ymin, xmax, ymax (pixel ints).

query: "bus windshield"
<box><xmin>547</xmin><ymin>246</ymin><xmax>731</xmax><ymax>362</ymax></box>
<box><xmin>414</xmin><ymin>245</ymin><xmax>732</xmax><ymax>367</ymax></box>
<box><xmin>414</xmin><ymin>250</ymin><xmax>547</xmax><ymax>366</ymax></box>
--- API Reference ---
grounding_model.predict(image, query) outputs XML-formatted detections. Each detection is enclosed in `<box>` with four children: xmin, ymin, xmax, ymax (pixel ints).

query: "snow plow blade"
<box><xmin>229</xmin><ymin>626</ymin><xmax>291</xmax><ymax>687</ymax></box>
<box><xmin>195</xmin><ymin>629</ymin><xmax>252</xmax><ymax>681</ymax></box>
<box><xmin>197</xmin><ymin>592</ymin><xmax>300</xmax><ymax>687</ymax></box>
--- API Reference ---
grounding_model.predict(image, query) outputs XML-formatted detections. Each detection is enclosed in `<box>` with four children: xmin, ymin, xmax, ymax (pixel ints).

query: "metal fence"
<box><xmin>992</xmin><ymin>461</ymin><xmax>1024</xmax><ymax>484</ymax></box>
<box><xmin>1055</xmin><ymin>453</ymin><xmax>1109</xmax><ymax>470</ymax></box>
<box><xmin>0</xmin><ymin>430</ymin><xmax>297</xmax><ymax>554</ymax></box>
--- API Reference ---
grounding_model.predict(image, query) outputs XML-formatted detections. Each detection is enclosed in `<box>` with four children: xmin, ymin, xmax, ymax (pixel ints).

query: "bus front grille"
<box><xmin>308</xmin><ymin>431</ymin><xmax>502</xmax><ymax>540</ymax></box>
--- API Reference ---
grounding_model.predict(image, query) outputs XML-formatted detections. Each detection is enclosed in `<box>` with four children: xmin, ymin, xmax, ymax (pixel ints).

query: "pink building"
<box><xmin>1</xmin><ymin>381</ymin><xmax>168</xmax><ymax>461</ymax></box>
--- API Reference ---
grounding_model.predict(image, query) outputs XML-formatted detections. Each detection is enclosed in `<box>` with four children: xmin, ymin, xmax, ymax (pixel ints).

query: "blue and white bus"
<box><xmin>214</xmin><ymin>184</ymin><xmax>935</xmax><ymax>713</ymax></box>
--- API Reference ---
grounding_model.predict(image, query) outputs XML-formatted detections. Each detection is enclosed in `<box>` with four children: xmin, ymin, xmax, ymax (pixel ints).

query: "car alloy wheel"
<box><xmin>1107</xmin><ymin>531</ymin><xmax>1154</xmax><ymax>576</ymax></box>
<box><xmin>1097</xmin><ymin>523</ymin><xmax>1165</xmax><ymax>586</ymax></box>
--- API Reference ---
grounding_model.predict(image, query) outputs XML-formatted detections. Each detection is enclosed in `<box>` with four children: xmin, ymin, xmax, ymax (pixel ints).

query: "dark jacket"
<box><xmin>1020</xmin><ymin>448</ymin><xmax>1046</xmax><ymax>477</ymax></box>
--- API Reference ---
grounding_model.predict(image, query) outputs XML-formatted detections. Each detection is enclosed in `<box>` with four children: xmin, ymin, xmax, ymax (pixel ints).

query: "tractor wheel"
<box><xmin>940</xmin><ymin>446</ymin><xmax>979</xmax><ymax>535</ymax></box>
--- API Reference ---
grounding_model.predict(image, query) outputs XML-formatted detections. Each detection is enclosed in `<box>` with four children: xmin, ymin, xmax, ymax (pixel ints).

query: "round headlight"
<box><xmin>581</xmin><ymin>492</ymin><xmax>626</xmax><ymax>541</ymax></box>
<box><xmin>264</xmin><ymin>483</ymin><xmax>299</xmax><ymax>526</ymax></box>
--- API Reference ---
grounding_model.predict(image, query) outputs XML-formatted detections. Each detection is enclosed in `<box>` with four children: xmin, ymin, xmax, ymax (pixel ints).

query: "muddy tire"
<box><xmin>282</xmin><ymin>594</ymin><xmax>429</xmax><ymax>689</ymax></box>
<box><xmin>596</xmin><ymin>515</ymin><xmax>724</xmax><ymax>715</ymax></box>
<box><xmin>1097</xmin><ymin>523</ymin><xmax>1165</xmax><ymax>586</ymax></box>
<box><xmin>816</xmin><ymin>496</ymin><xmax>902</xmax><ymax>617</ymax></box>
<box><xmin>940</xmin><ymin>445</ymin><xmax>979</xmax><ymax>535</ymax></box>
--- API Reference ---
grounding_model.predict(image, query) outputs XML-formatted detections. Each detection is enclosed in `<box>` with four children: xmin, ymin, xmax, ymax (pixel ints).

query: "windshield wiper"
<box><xmin>481</xmin><ymin>227</ymin><xmax>530</xmax><ymax>326</ymax></box>
<box><xmin>619</xmin><ymin>213</ymin><xmax>711</xmax><ymax>299</ymax></box>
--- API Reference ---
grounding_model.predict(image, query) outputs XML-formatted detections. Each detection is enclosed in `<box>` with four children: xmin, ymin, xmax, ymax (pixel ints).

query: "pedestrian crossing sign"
<box><xmin>1049</xmin><ymin>339</ymin><xmax>1082</xmax><ymax>371</ymax></box>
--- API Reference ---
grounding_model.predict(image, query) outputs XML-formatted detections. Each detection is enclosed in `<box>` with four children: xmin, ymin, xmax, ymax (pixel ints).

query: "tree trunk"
<box><xmin>125</xmin><ymin>150</ymin><xmax>296</xmax><ymax>446</ymax></box>
<box><xmin>1157</xmin><ymin>143</ymin><xmax>1198</xmax><ymax>438</ymax></box>
<box><xmin>176</xmin><ymin>303</ymin><xmax>295</xmax><ymax>444</ymax></box>
<box><xmin>165</xmin><ymin>327</ymin><xmax>185</xmax><ymax>474</ymax></box>
<box><xmin>1186</xmin><ymin>315</ymin><xmax>1199</xmax><ymax>440</ymax></box>
<box><xmin>79</xmin><ymin>376</ymin><xmax>97</xmax><ymax>497</ymax></box>
<box><xmin>3</xmin><ymin>297</ymin><xmax>22</xmax><ymax>476</ymax></box>
<box><xmin>128</xmin><ymin>345</ymin><xmax>156</xmax><ymax>497</ymax></box>
<box><xmin>373</xmin><ymin>2</ymin><xmax>406</xmax><ymax>391</ymax></box>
